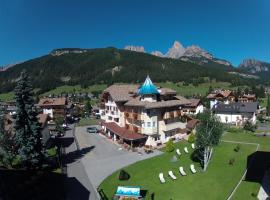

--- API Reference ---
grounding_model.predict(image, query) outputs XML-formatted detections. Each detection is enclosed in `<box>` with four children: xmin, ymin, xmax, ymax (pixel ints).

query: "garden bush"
<box><xmin>119</xmin><ymin>170</ymin><xmax>130</xmax><ymax>181</ymax></box>
<box><xmin>165</xmin><ymin>139</ymin><xmax>175</xmax><ymax>152</ymax></box>
<box><xmin>229</xmin><ymin>158</ymin><xmax>235</xmax><ymax>165</ymax></box>
<box><xmin>234</xmin><ymin>144</ymin><xmax>241</xmax><ymax>152</ymax></box>
<box><xmin>188</xmin><ymin>133</ymin><xmax>196</xmax><ymax>143</ymax></box>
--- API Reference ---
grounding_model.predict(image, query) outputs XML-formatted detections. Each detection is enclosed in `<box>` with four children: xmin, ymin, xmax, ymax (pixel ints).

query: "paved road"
<box><xmin>63</xmin><ymin>124</ymin><xmax>99</xmax><ymax>200</ymax></box>
<box><xmin>75</xmin><ymin>126</ymin><xmax>162</xmax><ymax>190</ymax></box>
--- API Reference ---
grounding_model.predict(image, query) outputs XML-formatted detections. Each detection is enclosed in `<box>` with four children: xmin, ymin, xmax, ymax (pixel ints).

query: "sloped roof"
<box><xmin>158</xmin><ymin>87</ymin><xmax>177</xmax><ymax>95</ymax></box>
<box><xmin>104</xmin><ymin>84</ymin><xmax>139</xmax><ymax>102</ymax></box>
<box><xmin>138</xmin><ymin>76</ymin><xmax>159</xmax><ymax>95</ymax></box>
<box><xmin>207</xmin><ymin>90</ymin><xmax>233</xmax><ymax>99</ymax></box>
<box><xmin>101</xmin><ymin>121</ymin><xmax>146</xmax><ymax>141</ymax></box>
<box><xmin>186</xmin><ymin>98</ymin><xmax>201</xmax><ymax>107</ymax></box>
<box><xmin>125</xmin><ymin>98</ymin><xmax>187</xmax><ymax>109</ymax></box>
<box><xmin>38</xmin><ymin>97</ymin><xmax>66</xmax><ymax>106</ymax></box>
<box><xmin>214</xmin><ymin>102</ymin><xmax>258</xmax><ymax>114</ymax></box>
<box><xmin>175</xmin><ymin>95</ymin><xmax>191</xmax><ymax>105</ymax></box>
<box><xmin>186</xmin><ymin>119</ymin><xmax>199</xmax><ymax>130</ymax></box>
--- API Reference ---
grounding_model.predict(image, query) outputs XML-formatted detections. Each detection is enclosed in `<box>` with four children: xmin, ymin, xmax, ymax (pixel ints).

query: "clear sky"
<box><xmin>0</xmin><ymin>0</ymin><xmax>269</xmax><ymax>66</ymax></box>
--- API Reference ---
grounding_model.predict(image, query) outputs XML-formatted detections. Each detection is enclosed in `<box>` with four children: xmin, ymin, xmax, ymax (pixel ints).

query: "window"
<box><xmin>152</xmin><ymin>122</ymin><xmax>156</xmax><ymax>127</ymax></box>
<box><xmin>108</xmin><ymin>116</ymin><xmax>112</xmax><ymax>120</ymax></box>
<box><xmin>114</xmin><ymin>118</ymin><xmax>119</xmax><ymax>123</ymax></box>
<box><xmin>147</xmin><ymin>122</ymin><xmax>151</xmax><ymax>127</ymax></box>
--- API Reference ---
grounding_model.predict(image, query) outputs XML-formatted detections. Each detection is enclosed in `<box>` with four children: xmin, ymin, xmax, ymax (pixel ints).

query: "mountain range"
<box><xmin>125</xmin><ymin>41</ymin><xmax>232</xmax><ymax>69</ymax></box>
<box><xmin>0</xmin><ymin>42</ymin><xmax>269</xmax><ymax>95</ymax></box>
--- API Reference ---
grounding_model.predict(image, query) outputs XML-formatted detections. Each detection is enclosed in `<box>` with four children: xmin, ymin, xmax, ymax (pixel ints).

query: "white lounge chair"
<box><xmin>184</xmin><ymin>147</ymin><xmax>189</xmax><ymax>153</ymax></box>
<box><xmin>190</xmin><ymin>164</ymin><xmax>197</xmax><ymax>174</ymax></box>
<box><xmin>159</xmin><ymin>173</ymin><xmax>165</xmax><ymax>183</ymax></box>
<box><xmin>168</xmin><ymin>171</ymin><xmax>177</xmax><ymax>180</ymax></box>
<box><xmin>176</xmin><ymin>149</ymin><xmax>181</xmax><ymax>156</ymax></box>
<box><xmin>191</xmin><ymin>143</ymin><xmax>195</xmax><ymax>149</ymax></box>
<box><xmin>179</xmin><ymin>166</ymin><xmax>187</xmax><ymax>176</ymax></box>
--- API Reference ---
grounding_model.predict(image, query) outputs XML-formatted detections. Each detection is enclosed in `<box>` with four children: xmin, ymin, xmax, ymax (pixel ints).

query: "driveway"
<box><xmin>63</xmin><ymin>124</ymin><xmax>99</xmax><ymax>200</ymax></box>
<box><xmin>75</xmin><ymin>126</ymin><xmax>162</xmax><ymax>190</ymax></box>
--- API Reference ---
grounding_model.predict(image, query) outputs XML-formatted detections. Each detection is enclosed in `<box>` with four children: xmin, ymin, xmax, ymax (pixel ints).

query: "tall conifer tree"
<box><xmin>13</xmin><ymin>71</ymin><xmax>44</xmax><ymax>169</ymax></box>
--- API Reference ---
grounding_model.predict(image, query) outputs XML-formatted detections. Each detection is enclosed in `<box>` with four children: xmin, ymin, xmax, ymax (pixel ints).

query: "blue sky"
<box><xmin>0</xmin><ymin>0</ymin><xmax>269</xmax><ymax>66</ymax></box>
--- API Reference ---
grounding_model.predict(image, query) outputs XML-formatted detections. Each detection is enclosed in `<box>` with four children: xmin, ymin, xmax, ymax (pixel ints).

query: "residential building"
<box><xmin>213</xmin><ymin>102</ymin><xmax>258</xmax><ymax>126</ymax></box>
<box><xmin>182</xmin><ymin>98</ymin><xmax>204</xmax><ymax>115</ymax></box>
<box><xmin>37</xmin><ymin>97</ymin><xmax>67</xmax><ymax>118</ymax></box>
<box><xmin>3</xmin><ymin>113</ymin><xmax>51</xmax><ymax>146</ymax></box>
<box><xmin>238</xmin><ymin>94</ymin><xmax>256</xmax><ymax>103</ymax></box>
<box><xmin>207</xmin><ymin>90</ymin><xmax>236</xmax><ymax>109</ymax></box>
<box><xmin>100</xmin><ymin>76</ymin><xmax>192</xmax><ymax>147</ymax></box>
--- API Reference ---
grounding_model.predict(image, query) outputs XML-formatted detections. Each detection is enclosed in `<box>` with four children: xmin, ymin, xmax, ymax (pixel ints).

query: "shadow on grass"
<box><xmin>0</xmin><ymin>169</ymin><xmax>90</xmax><ymax>200</ymax></box>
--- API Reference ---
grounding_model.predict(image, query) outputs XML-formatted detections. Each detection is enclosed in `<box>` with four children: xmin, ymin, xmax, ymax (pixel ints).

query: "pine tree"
<box><xmin>85</xmin><ymin>99</ymin><xmax>92</xmax><ymax>117</ymax></box>
<box><xmin>13</xmin><ymin>71</ymin><xmax>45</xmax><ymax>169</ymax></box>
<box><xmin>0</xmin><ymin>107</ymin><xmax>15</xmax><ymax>168</ymax></box>
<box><xmin>267</xmin><ymin>95</ymin><xmax>270</xmax><ymax>116</ymax></box>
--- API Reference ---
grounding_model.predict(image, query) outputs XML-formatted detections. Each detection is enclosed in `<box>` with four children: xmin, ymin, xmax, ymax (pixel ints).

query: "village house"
<box><xmin>3</xmin><ymin>113</ymin><xmax>51</xmax><ymax>146</ymax></box>
<box><xmin>182</xmin><ymin>98</ymin><xmax>204</xmax><ymax>115</ymax></box>
<box><xmin>100</xmin><ymin>76</ymin><xmax>195</xmax><ymax>147</ymax></box>
<box><xmin>213</xmin><ymin>102</ymin><xmax>258</xmax><ymax>126</ymax></box>
<box><xmin>238</xmin><ymin>94</ymin><xmax>257</xmax><ymax>103</ymax></box>
<box><xmin>207</xmin><ymin>90</ymin><xmax>236</xmax><ymax>109</ymax></box>
<box><xmin>37</xmin><ymin>97</ymin><xmax>67</xmax><ymax>118</ymax></box>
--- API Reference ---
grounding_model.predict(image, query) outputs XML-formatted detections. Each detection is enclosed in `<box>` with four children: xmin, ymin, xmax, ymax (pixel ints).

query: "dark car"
<box><xmin>86</xmin><ymin>126</ymin><xmax>98</xmax><ymax>133</ymax></box>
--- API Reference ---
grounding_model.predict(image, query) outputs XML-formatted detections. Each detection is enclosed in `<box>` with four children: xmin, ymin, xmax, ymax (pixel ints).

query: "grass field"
<box><xmin>77</xmin><ymin>117</ymin><xmax>100</xmax><ymax>127</ymax></box>
<box><xmin>0</xmin><ymin>92</ymin><xmax>14</xmax><ymax>101</ymax></box>
<box><xmin>41</xmin><ymin>84</ymin><xmax>107</xmax><ymax>97</ymax></box>
<box><xmin>99</xmin><ymin>140</ymin><xmax>257</xmax><ymax>200</ymax></box>
<box><xmin>158</xmin><ymin>81</ymin><xmax>238</xmax><ymax>97</ymax></box>
<box><xmin>0</xmin><ymin>81</ymin><xmax>237</xmax><ymax>102</ymax></box>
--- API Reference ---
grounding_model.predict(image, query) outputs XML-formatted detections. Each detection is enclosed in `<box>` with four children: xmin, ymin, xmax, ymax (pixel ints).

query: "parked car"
<box><xmin>86</xmin><ymin>126</ymin><xmax>98</xmax><ymax>133</ymax></box>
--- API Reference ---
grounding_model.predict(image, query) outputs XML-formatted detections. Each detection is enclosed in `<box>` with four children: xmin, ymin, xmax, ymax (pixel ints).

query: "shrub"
<box><xmin>188</xmin><ymin>133</ymin><xmax>196</xmax><ymax>143</ymax></box>
<box><xmin>118</xmin><ymin>170</ymin><xmax>130</xmax><ymax>181</ymax></box>
<box><xmin>165</xmin><ymin>139</ymin><xmax>175</xmax><ymax>152</ymax></box>
<box><xmin>243</xmin><ymin>121</ymin><xmax>257</xmax><ymax>132</ymax></box>
<box><xmin>251</xmin><ymin>192</ymin><xmax>257</xmax><ymax>197</ymax></box>
<box><xmin>234</xmin><ymin>144</ymin><xmax>241</xmax><ymax>152</ymax></box>
<box><xmin>229</xmin><ymin>158</ymin><xmax>235</xmax><ymax>165</ymax></box>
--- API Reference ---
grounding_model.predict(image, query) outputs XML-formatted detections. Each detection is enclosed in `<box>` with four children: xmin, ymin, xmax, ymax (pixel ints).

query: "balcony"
<box><xmin>125</xmin><ymin>124</ymin><xmax>142</xmax><ymax>133</ymax></box>
<box><xmin>163</xmin><ymin>110</ymin><xmax>182</xmax><ymax>120</ymax></box>
<box><xmin>124</xmin><ymin>112</ymin><xmax>141</xmax><ymax>120</ymax></box>
<box><xmin>160</xmin><ymin>121</ymin><xmax>186</xmax><ymax>132</ymax></box>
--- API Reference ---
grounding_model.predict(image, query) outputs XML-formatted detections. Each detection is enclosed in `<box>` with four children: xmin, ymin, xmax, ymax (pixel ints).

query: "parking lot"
<box><xmin>75</xmin><ymin>126</ymin><xmax>162</xmax><ymax>189</ymax></box>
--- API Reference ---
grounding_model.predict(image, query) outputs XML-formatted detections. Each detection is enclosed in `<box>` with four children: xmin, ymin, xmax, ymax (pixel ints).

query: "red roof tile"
<box><xmin>101</xmin><ymin>121</ymin><xmax>146</xmax><ymax>141</ymax></box>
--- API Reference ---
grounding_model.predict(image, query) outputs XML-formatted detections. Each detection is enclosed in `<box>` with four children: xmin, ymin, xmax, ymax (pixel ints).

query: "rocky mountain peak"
<box><xmin>239</xmin><ymin>59</ymin><xmax>270</xmax><ymax>73</ymax></box>
<box><xmin>124</xmin><ymin>45</ymin><xmax>145</xmax><ymax>53</ymax></box>
<box><xmin>183</xmin><ymin>45</ymin><xmax>213</xmax><ymax>59</ymax></box>
<box><xmin>165</xmin><ymin>41</ymin><xmax>185</xmax><ymax>59</ymax></box>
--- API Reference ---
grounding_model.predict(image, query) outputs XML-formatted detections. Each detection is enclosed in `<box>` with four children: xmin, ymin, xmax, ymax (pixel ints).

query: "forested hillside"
<box><xmin>0</xmin><ymin>47</ymin><xmax>259</xmax><ymax>94</ymax></box>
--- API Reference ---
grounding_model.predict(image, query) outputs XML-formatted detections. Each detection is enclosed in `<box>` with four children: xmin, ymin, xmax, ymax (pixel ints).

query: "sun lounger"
<box><xmin>184</xmin><ymin>147</ymin><xmax>189</xmax><ymax>153</ymax></box>
<box><xmin>190</xmin><ymin>164</ymin><xmax>197</xmax><ymax>174</ymax></box>
<box><xmin>168</xmin><ymin>171</ymin><xmax>177</xmax><ymax>180</ymax></box>
<box><xmin>179</xmin><ymin>166</ymin><xmax>187</xmax><ymax>176</ymax></box>
<box><xmin>176</xmin><ymin>149</ymin><xmax>181</xmax><ymax>156</ymax></box>
<box><xmin>159</xmin><ymin>173</ymin><xmax>165</xmax><ymax>183</ymax></box>
<box><xmin>191</xmin><ymin>143</ymin><xmax>195</xmax><ymax>149</ymax></box>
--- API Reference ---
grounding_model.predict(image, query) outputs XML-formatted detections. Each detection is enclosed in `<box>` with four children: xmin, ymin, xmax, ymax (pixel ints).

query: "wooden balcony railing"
<box><xmin>124</xmin><ymin>112</ymin><xmax>141</xmax><ymax>120</ymax></box>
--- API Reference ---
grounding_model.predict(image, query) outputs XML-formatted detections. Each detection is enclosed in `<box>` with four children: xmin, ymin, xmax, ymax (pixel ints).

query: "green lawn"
<box><xmin>41</xmin><ymin>84</ymin><xmax>107</xmax><ymax>97</ymax></box>
<box><xmin>222</xmin><ymin>131</ymin><xmax>270</xmax><ymax>200</ymax></box>
<box><xmin>157</xmin><ymin>81</ymin><xmax>239</xmax><ymax>97</ymax></box>
<box><xmin>77</xmin><ymin>117</ymin><xmax>100</xmax><ymax>126</ymax></box>
<box><xmin>99</xmin><ymin>140</ymin><xmax>256</xmax><ymax>200</ymax></box>
<box><xmin>0</xmin><ymin>92</ymin><xmax>14</xmax><ymax>101</ymax></box>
